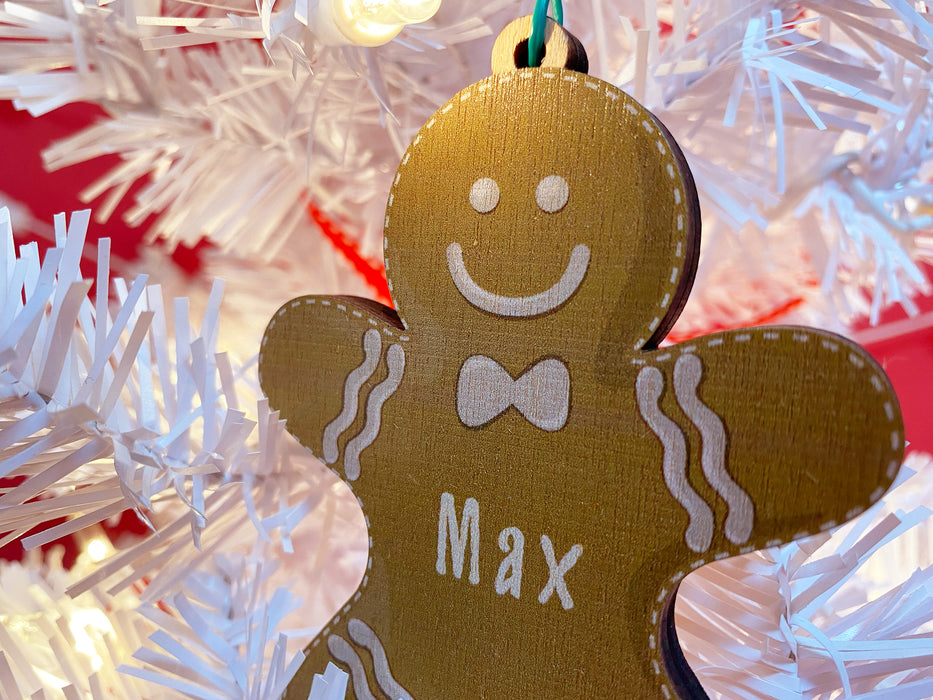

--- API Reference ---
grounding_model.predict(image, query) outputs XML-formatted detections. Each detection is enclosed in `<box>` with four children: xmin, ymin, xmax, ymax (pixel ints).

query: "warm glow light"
<box><xmin>312</xmin><ymin>0</ymin><xmax>442</xmax><ymax>47</ymax></box>
<box><xmin>346</xmin><ymin>0</ymin><xmax>440</xmax><ymax>24</ymax></box>
<box><xmin>68</xmin><ymin>609</ymin><xmax>114</xmax><ymax>672</ymax></box>
<box><xmin>87</xmin><ymin>538</ymin><xmax>109</xmax><ymax>562</ymax></box>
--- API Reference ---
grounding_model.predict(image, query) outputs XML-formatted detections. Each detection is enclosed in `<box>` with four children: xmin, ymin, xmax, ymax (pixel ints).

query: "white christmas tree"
<box><xmin>0</xmin><ymin>1</ymin><xmax>932</xmax><ymax>698</ymax></box>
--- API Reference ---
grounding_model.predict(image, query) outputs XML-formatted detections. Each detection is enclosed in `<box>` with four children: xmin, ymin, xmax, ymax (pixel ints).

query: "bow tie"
<box><xmin>456</xmin><ymin>355</ymin><xmax>570</xmax><ymax>432</ymax></box>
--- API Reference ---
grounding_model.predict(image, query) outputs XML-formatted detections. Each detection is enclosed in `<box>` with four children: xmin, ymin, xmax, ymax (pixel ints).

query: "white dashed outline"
<box><xmin>310</xmin><ymin>487</ymin><xmax>373</xmax><ymax>650</ymax></box>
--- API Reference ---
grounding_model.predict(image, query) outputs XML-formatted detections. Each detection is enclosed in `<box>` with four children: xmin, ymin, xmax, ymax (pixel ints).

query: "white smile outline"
<box><xmin>446</xmin><ymin>242</ymin><xmax>591</xmax><ymax>318</ymax></box>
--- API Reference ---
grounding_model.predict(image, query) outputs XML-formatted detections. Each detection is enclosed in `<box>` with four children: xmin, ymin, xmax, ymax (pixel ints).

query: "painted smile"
<box><xmin>446</xmin><ymin>242</ymin><xmax>590</xmax><ymax>318</ymax></box>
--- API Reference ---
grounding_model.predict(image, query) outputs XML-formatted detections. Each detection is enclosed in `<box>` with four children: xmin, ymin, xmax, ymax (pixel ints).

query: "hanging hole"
<box><xmin>491</xmin><ymin>16</ymin><xmax>588</xmax><ymax>75</ymax></box>
<box><xmin>513</xmin><ymin>38</ymin><xmax>546</xmax><ymax>69</ymax></box>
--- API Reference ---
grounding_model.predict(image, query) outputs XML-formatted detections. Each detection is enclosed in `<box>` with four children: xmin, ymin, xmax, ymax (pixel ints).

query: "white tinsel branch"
<box><xmin>119</xmin><ymin>553</ymin><xmax>307</xmax><ymax>700</ymax></box>
<box><xmin>0</xmin><ymin>542</ymin><xmax>355</xmax><ymax>699</ymax></box>
<box><xmin>0</xmin><ymin>206</ymin><xmax>296</xmax><ymax>550</ymax></box>
<box><xmin>610</xmin><ymin>1</ymin><xmax>933</xmax><ymax>330</ymax></box>
<box><xmin>0</xmin><ymin>0</ymin><xmax>514</xmax><ymax>260</ymax></box>
<box><xmin>3</xmin><ymin>2</ymin><xmax>931</xmax><ymax>334</ymax></box>
<box><xmin>678</xmin><ymin>452</ymin><xmax>933</xmax><ymax>699</ymax></box>
<box><xmin>0</xmin><ymin>547</ymin><xmax>155</xmax><ymax>699</ymax></box>
<box><xmin>0</xmin><ymin>207</ymin><xmax>368</xmax><ymax>698</ymax></box>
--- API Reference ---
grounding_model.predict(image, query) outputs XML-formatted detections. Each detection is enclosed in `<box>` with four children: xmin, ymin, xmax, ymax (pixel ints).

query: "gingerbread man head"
<box><xmin>384</xmin><ymin>52</ymin><xmax>698</xmax><ymax>359</ymax></box>
<box><xmin>261</xmin><ymin>17</ymin><xmax>904</xmax><ymax>700</ymax></box>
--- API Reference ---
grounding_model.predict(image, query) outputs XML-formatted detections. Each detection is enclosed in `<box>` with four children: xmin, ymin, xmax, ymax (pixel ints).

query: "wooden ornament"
<box><xmin>260</xmin><ymin>18</ymin><xmax>905</xmax><ymax>700</ymax></box>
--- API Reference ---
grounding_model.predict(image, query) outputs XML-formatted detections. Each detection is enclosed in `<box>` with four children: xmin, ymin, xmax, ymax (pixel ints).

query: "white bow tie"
<box><xmin>456</xmin><ymin>355</ymin><xmax>570</xmax><ymax>432</ymax></box>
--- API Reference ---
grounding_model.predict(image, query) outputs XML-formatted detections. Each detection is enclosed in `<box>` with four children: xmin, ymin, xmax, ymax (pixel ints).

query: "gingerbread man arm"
<box><xmin>259</xmin><ymin>295</ymin><xmax>408</xmax><ymax>483</ymax></box>
<box><xmin>632</xmin><ymin>325</ymin><xmax>904</xmax><ymax>699</ymax></box>
<box><xmin>635</xmin><ymin>325</ymin><xmax>903</xmax><ymax>561</ymax></box>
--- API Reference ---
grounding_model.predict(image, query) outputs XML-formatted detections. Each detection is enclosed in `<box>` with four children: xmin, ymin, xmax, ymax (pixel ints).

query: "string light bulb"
<box><xmin>308</xmin><ymin>0</ymin><xmax>441</xmax><ymax>46</ymax></box>
<box><xmin>87</xmin><ymin>537</ymin><xmax>109</xmax><ymax>562</ymax></box>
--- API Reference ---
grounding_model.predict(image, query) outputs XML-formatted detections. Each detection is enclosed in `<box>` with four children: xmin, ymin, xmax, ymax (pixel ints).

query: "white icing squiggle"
<box><xmin>327</xmin><ymin>635</ymin><xmax>378</xmax><ymax>700</ymax></box>
<box><xmin>636</xmin><ymin>365</ymin><xmax>714</xmax><ymax>553</ymax></box>
<box><xmin>344</xmin><ymin>343</ymin><xmax>405</xmax><ymax>480</ymax></box>
<box><xmin>673</xmin><ymin>353</ymin><xmax>753</xmax><ymax>545</ymax></box>
<box><xmin>322</xmin><ymin>329</ymin><xmax>381</xmax><ymax>464</ymax></box>
<box><xmin>348</xmin><ymin>618</ymin><xmax>414</xmax><ymax>700</ymax></box>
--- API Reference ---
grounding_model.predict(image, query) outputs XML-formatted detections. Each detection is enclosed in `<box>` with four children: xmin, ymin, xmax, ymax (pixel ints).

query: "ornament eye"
<box><xmin>469</xmin><ymin>177</ymin><xmax>500</xmax><ymax>213</ymax></box>
<box><xmin>536</xmin><ymin>175</ymin><xmax>569</xmax><ymax>213</ymax></box>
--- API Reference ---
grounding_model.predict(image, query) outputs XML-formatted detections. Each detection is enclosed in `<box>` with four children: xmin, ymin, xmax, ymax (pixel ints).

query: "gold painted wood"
<box><xmin>261</xmin><ymin>19</ymin><xmax>905</xmax><ymax>700</ymax></box>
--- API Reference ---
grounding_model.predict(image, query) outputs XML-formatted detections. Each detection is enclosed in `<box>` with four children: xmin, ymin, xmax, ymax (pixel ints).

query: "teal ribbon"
<box><xmin>528</xmin><ymin>0</ymin><xmax>564</xmax><ymax>68</ymax></box>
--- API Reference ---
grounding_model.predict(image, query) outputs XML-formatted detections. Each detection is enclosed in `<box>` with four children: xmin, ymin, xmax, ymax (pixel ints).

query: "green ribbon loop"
<box><xmin>528</xmin><ymin>0</ymin><xmax>564</xmax><ymax>68</ymax></box>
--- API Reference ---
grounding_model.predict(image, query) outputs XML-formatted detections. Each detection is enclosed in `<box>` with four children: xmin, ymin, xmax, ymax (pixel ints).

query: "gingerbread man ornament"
<box><xmin>260</xmin><ymin>18</ymin><xmax>905</xmax><ymax>700</ymax></box>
